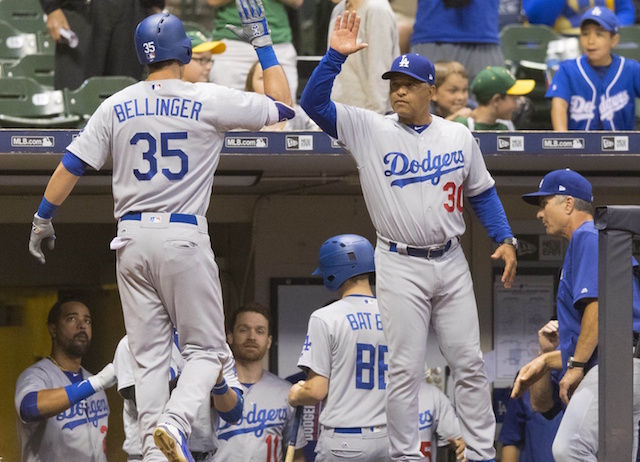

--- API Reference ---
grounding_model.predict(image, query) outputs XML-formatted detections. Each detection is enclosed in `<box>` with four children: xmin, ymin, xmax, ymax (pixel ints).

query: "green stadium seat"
<box><xmin>1</xmin><ymin>53</ymin><xmax>54</xmax><ymax>87</ymax></box>
<box><xmin>615</xmin><ymin>25</ymin><xmax>640</xmax><ymax>61</ymax></box>
<box><xmin>0</xmin><ymin>76</ymin><xmax>79</xmax><ymax>127</ymax></box>
<box><xmin>0</xmin><ymin>20</ymin><xmax>38</xmax><ymax>60</ymax></box>
<box><xmin>0</xmin><ymin>0</ymin><xmax>47</xmax><ymax>34</ymax></box>
<box><xmin>64</xmin><ymin>75</ymin><xmax>138</xmax><ymax>127</ymax></box>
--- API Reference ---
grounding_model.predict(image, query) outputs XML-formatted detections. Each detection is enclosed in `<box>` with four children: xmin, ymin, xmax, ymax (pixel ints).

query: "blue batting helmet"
<box><xmin>313</xmin><ymin>234</ymin><xmax>375</xmax><ymax>292</ymax></box>
<box><xmin>135</xmin><ymin>13</ymin><xmax>192</xmax><ymax>65</ymax></box>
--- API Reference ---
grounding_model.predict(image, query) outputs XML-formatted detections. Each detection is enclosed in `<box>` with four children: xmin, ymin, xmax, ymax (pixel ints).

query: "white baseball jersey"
<box><xmin>417</xmin><ymin>382</ymin><xmax>462</xmax><ymax>462</ymax></box>
<box><xmin>297</xmin><ymin>295</ymin><xmax>388</xmax><ymax>428</ymax></box>
<box><xmin>335</xmin><ymin>107</ymin><xmax>495</xmax><ymax>246</ymax></box>
<box><xmin>213</xmin><ymin>371</ymin><xmax>306</xmax><ymax>461</ymax></box>
<box><xmin>114</xmin><ymin>336</ymin><xmax>240</xmax><ymax>457</ymax></box>
<box><xmin>66</xmin><ymin>79</ymin><xmax>275</xmax><ymax>219</ymax></box>
<box><xmin>15</xmin><ymin>359</ymin><xmax>110</xmax><ymax>462</ymax></box>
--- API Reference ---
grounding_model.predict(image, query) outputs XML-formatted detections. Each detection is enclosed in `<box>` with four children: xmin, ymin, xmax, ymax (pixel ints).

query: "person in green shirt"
<box><xmin>454</xmin><ymin>66</ymin><xmax>535</xmax><ymax>131</ymax></box>
<box><xmin>208</xmin><ymin>0</ymin><xmax>302</xmax><ymax>103</ymax></box>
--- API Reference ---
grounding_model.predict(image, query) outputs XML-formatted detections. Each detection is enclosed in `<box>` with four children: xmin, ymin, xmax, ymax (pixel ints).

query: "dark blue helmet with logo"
<box><xmin>313</xmin><ymin>234</ymin><xmax>375</xmax><ymax>292</ymax></box>
<box><xmin>135</xmin><ymin>13</ymin><xmax>192</xmax><ymax>65</ymax></box>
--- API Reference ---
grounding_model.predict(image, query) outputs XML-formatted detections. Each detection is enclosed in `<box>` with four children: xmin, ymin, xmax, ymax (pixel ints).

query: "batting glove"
<box><xmin>29</xmin><ymin>213</ymin><xmax>56</xmax><ymax>264</ymax></box>
<box><xmin>88</xmin><ymin>363</ymin><xmax>117</xmax><ymax>392</ymax></box>
<box><xmin>225</xmin><ymin>0</ymin><xmax>273</xmax><ymax>48</ymax></box>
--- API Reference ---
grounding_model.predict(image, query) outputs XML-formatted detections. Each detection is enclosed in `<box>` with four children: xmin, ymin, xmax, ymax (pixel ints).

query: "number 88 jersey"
<box><xmin>297</xmin><ymin>295</ymin><xmax>388</xmax><ymax>429</ymax></box>
<box><xmin>67</xmin><ymin>80</ymin><xmax>272</xmax><ymax>219</ymax></box>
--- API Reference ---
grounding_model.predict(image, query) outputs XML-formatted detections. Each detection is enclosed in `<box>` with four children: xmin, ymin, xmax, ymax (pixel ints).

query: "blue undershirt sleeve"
<box><xmin>299</xmin><ymin>48</ymin><xmax>347</xmax><ymax>139</ymax></box>
<box><xmin>218</xmin><ymin>387</ymin><xmax>244</xmax><ymax>424</ymax></box>
<box><xmin>61</xmin><ymin>151</ymin><xmax>88</xmax><ymax>176</ymax></box>
<box><xmin>467</xmin><ymin>186</ymin><xmax>513</xmax><ymax>243</ymax></box>
<box><xmin>20</xmin><ymin>392</ymin><xmax>42</xmax><ymax>422</ymax></box>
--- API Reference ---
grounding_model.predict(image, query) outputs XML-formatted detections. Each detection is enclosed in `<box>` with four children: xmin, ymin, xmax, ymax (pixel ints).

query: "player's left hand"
<box><xmin>288</xmin><ymin>380</ymin><xmax>304</xmax><ymax>407</ymax></box>
<box><xmin>491</xmin><ymin>243</ymin><xmax>517</xmax><ymax>288</ymax></box>
<box><xmin>447</xmin><ymin>437</ymin><xmax>467</xmax><ymax>461</ymax></box>
<box><xmin>226</xmin><ymin>0</ymin><xmax>273</xmax><ymax>48</ymax></box>
<box><xmin>329</xmin><ymin>10</ymin><xmax>368</xmax><ymax>56</ymax></box>
<box><xmin>29</xmin><ymin>213</ymin><xmax>56</xmax><ymax>264</ymax></box>
<box><xmin>510</xmin><ymin>355</ymin><xmax>547</xmax><ymax>398</ymax></box>
<box><xmin>559</xmin><ymin>367</ymin><xmax>584</xmax><ymax>405</ymax></box>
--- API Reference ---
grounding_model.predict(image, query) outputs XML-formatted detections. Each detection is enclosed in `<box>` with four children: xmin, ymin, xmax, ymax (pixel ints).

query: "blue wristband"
<box><xmin>212</xmin><ymin>378</ymin><xmax>229</xmax><ymax>395</ymax></box>
<box><xmin>65</xmin><ymin>379</ymin><xmax>96</xmax><ymax>405</ymax></box>
<box><xmin>256</xmin><ymin>46</ymin><xmax>279</xmax><ymax>71</ymax></box>
<box><xmin>37</xmin><ymin>197</ymin><xmax>58</xmax><ymax>219</ymax></box>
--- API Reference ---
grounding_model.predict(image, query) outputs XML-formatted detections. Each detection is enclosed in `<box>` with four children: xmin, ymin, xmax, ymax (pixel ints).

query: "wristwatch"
<box><xmin>567</xmin><ymin>356</ymin><xmax>587</xmax><ymax>369</ymax></box>
<box><xmin>501</xmin><ymin>237</ymin><xmax>518</xmax><ymax>250</ymax></box>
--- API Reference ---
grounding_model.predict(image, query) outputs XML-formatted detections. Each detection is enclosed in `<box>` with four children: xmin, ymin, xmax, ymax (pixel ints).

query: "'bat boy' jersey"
<box><xmin>298</xmin><ymin>295</ymin><xmax>388</xmax><ymax>429</ymax></box>
<box><xmin>546</xmin><ymin>54</ymin><xmax>640</xmax><ymax>130</ymax></box>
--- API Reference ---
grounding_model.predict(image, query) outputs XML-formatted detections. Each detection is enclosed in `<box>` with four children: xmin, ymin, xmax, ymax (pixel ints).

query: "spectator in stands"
<box><xmin>327</xmin><ymin>0</ymin><xmax>399</xmax><ymax>114</ymax></box>
<box><xmin>523</xmin><ymin>0</ymin><xmax>635</xmax><ymax>35</ymax></box>
<box><xmin>546</xmin><ymin>6</ymin><xmax>640</xmax><ymax>130</ymax></box>
<box><xmin>245</xmin><ymin>61</ymin><xmax>319</xmax><ymax>130</ymax></box>
<box><xmin>389</xmin><ymin>0</ymin><xmax>417</xmax><ymax>54</ymax></box>
<box><xmin>39</xmin><ymin>0</ymin><xmax>163</xmax><ymax>90</ymax></box>
<box><xmin>410</xmin><ymin>0</ymin><xmax>504</xmax><ymax>81</ymax></box>
<box><xmin>431</xmin><ymin>61</ymin><xmax>474</xmax><ymax>121</ymax></box>
<box><xmin>183</xmin><ymin>31</ymin><xmax>226</xmax><ymax>84</ymax></box>
<box><xmin>454</xmin><ymin>66</ymin><xmax>534</xmax><ymax>130</ymax></box>
<box><xmin>208</xmin><ymin>0</ymin><xmax>301</xmax><ymax>103</ymax></box>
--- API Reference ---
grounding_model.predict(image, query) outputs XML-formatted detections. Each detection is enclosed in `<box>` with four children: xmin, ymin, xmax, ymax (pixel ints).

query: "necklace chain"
<box><xmin>48</xmin><ymin>356</ymin><xmax>76</xmax><ymax>373</ymax></box>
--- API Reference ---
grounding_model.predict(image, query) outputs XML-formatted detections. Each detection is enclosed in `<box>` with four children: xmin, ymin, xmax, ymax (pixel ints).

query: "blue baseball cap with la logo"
<box><xmin>581</xmin><ymin>6</ymin><xmax>619</xmax><ymax>33</ymax></box>
<box><xmin>382</xmin><ymin>53</ymin><xmax>436</xmax><ymax>85</ymax></box>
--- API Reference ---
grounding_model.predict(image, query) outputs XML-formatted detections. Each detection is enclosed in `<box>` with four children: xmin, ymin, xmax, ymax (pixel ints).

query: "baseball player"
<box><xmin>299</xmin><ymin>12</ymin><xmax>517</xmax><ymax>462</ymax></box>
<box><xmin>27</xmin><ymin>3</ymin><xmax>293</xmax><ymax>461</ymax></box>
<box><xmin>114</xmin><ymin>333</ymin><xmax>243</xmax><ymax>461</ymax></box>
<box><xmin>288</xmin><ymin>234</ymin><xmax>391</xmax><ymax>461</ymax></box>
<box><xmin>417</xmin><ymin>381</ymin><xmax>466</xmax><ymax>462</ymax></box>
<box><xmin>546</xmin><ymin>6</ymin><xmax>640</xmax><ymax>130</ymax></box>
<box><xmin>15</xmin><ymin>298</ymin><xmax>117</xmax><ymax>462</ymax></box>
<box><xmin>214</xmin><ymin>302</ymin><xmax>307</xmax><ymax>462</ymax></box>
<box><xmin>513</xmin><ymin>168</ymin><xmax>640</xmax><ymax>461</ymax></box>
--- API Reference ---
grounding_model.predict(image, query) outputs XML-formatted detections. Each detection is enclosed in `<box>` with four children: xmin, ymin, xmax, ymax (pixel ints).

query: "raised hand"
<box><xmin>329</xmin><ymin>10</ymin><xmax>368</xmax><ymax>56</ymax></box>
<box><xmin>226</xmin><ymin>0</ymin><xmax>272</xmax><ymax>48</ymax></box>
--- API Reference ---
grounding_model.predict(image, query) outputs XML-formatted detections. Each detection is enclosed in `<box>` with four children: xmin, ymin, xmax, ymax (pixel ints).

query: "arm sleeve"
<box><xmin>546</xmin><ymin>64</ymin><xmax>572</xmax><ymax>101</ymax></box>
<box><xmin>297</xmin><ymin>315</ymin><xmax>332</xmax><ymax>378</ymax></box>
<box><xmin>299</xmin><ymin>48</ymin><xmax>347</xmax><ymax>139</ymax></box>
<box><xmin>61</xmin><ymin>151</ymin><xmax>88</xmax><ymax>176</ymax></box>
<box><xmin>39</xmin><ymin>0</ymin><xmax>62</xmax><ymax>14</ymax></box>
<box><xmin>467</xmin><ymin>186</ymin><xmax>514</xmax><ymax>243</ymax></box>
<box><xmin>217</xmin><ymin>388</ymin><xmax>244</xmax><ymax>423</ymax></box>
<box><xmin>19</xmin><ymin>392</ymin><xmax>42</xmax><ymax>422</ymax></box>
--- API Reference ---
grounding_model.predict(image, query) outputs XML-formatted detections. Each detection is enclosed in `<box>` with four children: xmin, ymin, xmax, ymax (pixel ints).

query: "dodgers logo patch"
<box><xmin>383</xmin><ymin>150</ymin><xmax>465</xmax><ymax>188</ymax></box>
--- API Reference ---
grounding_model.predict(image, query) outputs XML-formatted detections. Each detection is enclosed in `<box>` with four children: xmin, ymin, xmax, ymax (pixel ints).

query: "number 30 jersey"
<box><xmin>67</xmin><ymin>80</ymin><xmax>273</xmax><ymax>219</ymax></box>
<box><xmin>297</xmin><ymin>295</ymin><xmax>388</xmax><ymax>429</ymax></box>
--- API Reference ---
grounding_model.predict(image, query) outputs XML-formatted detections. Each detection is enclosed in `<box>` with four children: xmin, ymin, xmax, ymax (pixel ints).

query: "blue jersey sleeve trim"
<box><xmin>19</xmin><ymin>391</ymin><xmax>42</xmax><ymax>422</ymax></box>
<box><xmin>61</xmin><ymin>151</ymin><xmax>88</xmax><ymax>176</ymax></box>
<box><xmin>218</xmin><ymin>387</ymin><xmax>244</xmax><ymax>424</ymax></box>
<box><xmin>467</xmin><ymin>186</ymin><xmax>513</xmax><ymax>243</ymax></box>
<box><xmin>299</xmin><ymin>48</ymin><xmax>346</xmax><ymax>139</ymax></box>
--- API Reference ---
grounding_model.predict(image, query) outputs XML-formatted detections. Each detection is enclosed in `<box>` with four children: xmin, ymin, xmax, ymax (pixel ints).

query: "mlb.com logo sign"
<box><xmin>601</xmin><ymin>136</ymin><xmax>628</xmax><ymax>151</ymax></box>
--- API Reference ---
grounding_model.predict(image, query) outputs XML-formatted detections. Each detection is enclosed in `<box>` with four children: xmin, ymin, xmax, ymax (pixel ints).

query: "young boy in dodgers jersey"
<box><xmin>15</xmin><ymin>298</ymin><xmax>116</xmax><ymax>462</ymax></box>
<box><xmin>546</xmin><ymin>6</ymin><xmax>640</xmax><ymax>130</ymax></box>
<box><xmin>213</xmin><ymin>302</ymin><xmax>306</xmax><ymax>462</ymax></box>
<box><xmin>288</xmin><ymin>234</ymin><xmax>466</xmax><ymax>462</ymax></box>
<box><xmin>300</xmin><ymin>12</ymin><xmax>517</xmax><ymax>462</ymax></box>
<box><xmin>27</xmin><ymin>4</ymin><xmax>294</xmax><ymax>461</ymax></box>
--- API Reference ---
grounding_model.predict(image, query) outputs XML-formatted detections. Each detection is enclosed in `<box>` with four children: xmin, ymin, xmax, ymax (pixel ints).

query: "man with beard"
<box><xmin>14</xmin><ymin>298</ymin><xmax>117</xmax><ymax>462</ymax></box>
<box><xmin>213</xmin><ymin>302</ymin><xmax>306</xmax><ymax>462</ymax></box>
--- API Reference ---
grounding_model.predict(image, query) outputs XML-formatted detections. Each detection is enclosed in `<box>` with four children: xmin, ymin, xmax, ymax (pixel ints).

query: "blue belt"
<box><xmin>121</xmin><ymin>212</ymin><xmax>198</xmax><ymax>226</ymax></box>
<box><xmin>389</xmin><ymin>239</ymin><xmax>452</xmax><ymax>259</ymax></box>
<box><xmin>334</xmin><ymin>428</ymin><xmax>362</xmax><ymax>434</ymax></box>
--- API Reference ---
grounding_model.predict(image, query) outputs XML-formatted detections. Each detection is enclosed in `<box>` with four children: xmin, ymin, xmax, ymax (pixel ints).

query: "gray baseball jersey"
<box><xmin>213</xmin><ymin>371</ymin><xmax>306</xmax><ymax>461</ymax></box>
<box><xmin>335</xmin><ymin>108</ymin><xmax>494</xmax><ymax>246</ymax></box>
<box><xmin>15</xmin><ymin>359</ymin><xmax>110</xmax><ymax>462</ymax></box>
<box><xmin>297</xmin><ymin>295</ymin><xmax>387</xmax><ymax>428</ymax></box>
<box><xmin>417</xmin><ymin>382</ymin><xmax>462</xmax><ymax>461</ymax></box>
<box><xmin>64</xmin><ymin>77</ymin><xmax>279</xmax><ymax>459</ymax></box>
<box><xmin>66</xmin><ymin>79</ymin><xmax>276</xmax><ymax>219</ymax></box>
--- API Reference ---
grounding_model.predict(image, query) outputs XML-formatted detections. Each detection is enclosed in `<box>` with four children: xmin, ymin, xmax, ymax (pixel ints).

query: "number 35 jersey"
<box><xmin>67</xmin><ymin>80</ymin><xmax>272</xmax><ymax>219</ymax></box>
<box><xmin>335</xmin><ymin>107</ymin><xmax>495</xmax><ymax>247</ymax></box>
<box><xmin>297</xmin><ymin>295</ymin><xmax>388</xmax><ymax>429</ymax></box>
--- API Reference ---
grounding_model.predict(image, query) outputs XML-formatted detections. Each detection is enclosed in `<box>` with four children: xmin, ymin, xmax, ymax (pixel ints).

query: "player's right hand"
<box><xmin>29</xmin><ymin>213</ymin><xmax>56</xmax><ymax>264</ymax></box>
<box><xmin>226</xmin><ymin>0</ymin><xmax>273</xmax><ymax>48</ymax></box>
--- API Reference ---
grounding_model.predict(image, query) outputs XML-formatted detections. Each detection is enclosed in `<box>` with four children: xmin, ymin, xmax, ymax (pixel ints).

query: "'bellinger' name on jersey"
<box><xmin>334</xmin><ymin>107</ymin><xmax>494</xmax><ymax>247</ymax></box>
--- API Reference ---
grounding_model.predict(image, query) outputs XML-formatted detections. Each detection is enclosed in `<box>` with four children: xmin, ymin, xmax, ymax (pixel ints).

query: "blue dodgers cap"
<box><xmin>522</xmin><ymin>168</ymin><xmax>593</xmax><ymax>205</ymax></box>
<box><xmin>382</xmin><ymin>53</ymin><xmax>436</xmax><ymax>84</ymax></box>
<box><xmin>581</xmin><ymin>6</ymin><xmax>619</xmax><ymax>33</ymax></box>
